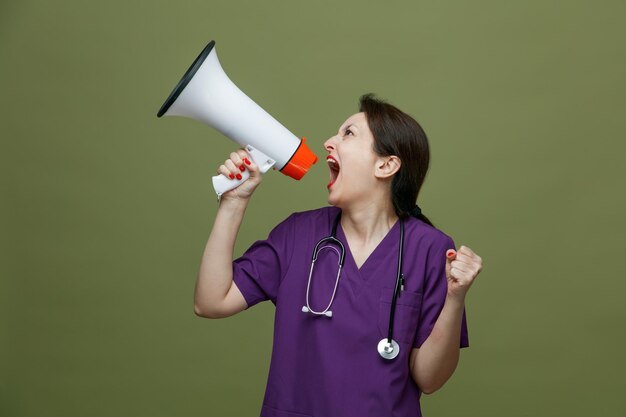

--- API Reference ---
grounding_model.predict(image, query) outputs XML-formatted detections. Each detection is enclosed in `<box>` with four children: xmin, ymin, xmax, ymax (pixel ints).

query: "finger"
<box><xmin>450</xmin><ymin>266</ymin><xmax>469</xmax><ymax>282</ymax></box>
<box><xmin>445</xmin><ymin>249</ymin><xmax>455</xmax><ymax>281</ymax></box>
<box><xmin>445</xmin><ymin>250</ymin><xmax>455</xmax><ymax>274</ymax></box>
<box><xmin>453</xmin><ymin>253</ymin><xmax>474</xmax><ymax>265</ymax></box>
<box><xmin>230</xmin><ymin>152</ymin><xmax>246</xmax><ymax>173</ymax></box>
<box><xmin>450</xmin><ymin>267</ymin><xmax>472</xmax><ymax>282</ymax></box>
<box><xmin>445</xmin><ymin>249</ymin><xmax>456</xmax><ymax>279</ymax></box>
<box><xmin>225</xmin><ymin>159</ymin><xmax>242</xmax><ymax>180</ymax></box>
<box><xmin>458</xmin><ymin>245</ymin><xmax>477</xmax><ymax>258</ymax></box>
<box><xmin>449</xmin><ymin>266</ymin><xmax>460</xmax><ymax>280</ymax></box>
<box><xmin>218</xmin><ymin>164</ymin><xmax>236</xmax><ymax>180</ymax></box>
<box><xmin>459</xmin><ymin>247</ymin><xmax>482</xmax><ymax>268</ymax></box>
<box><xmin>450</xmin><ymin>260</ymin><xmax>472</xmax><ymax>273</ymax></box>
<box><xmin>236</xmin><ymin>149</ymin><xmax>260</xmax><ymax>176</ymax></box>
<box><xmin>236</xmin><ymin>148</ymin><xmax>251</xmax><ymax>162</ymax></box>
<box><xmin>242</xmin><ymin>154</ymin><xmax>260</xmax><ymax>175</ymax></box>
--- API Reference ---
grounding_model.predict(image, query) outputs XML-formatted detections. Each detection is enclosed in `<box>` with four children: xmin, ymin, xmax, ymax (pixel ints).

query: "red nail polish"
<box><xmin>239</xmin><ymin>165</ymin><xmax>245</xmax><ymax>172</ymax></box>
<box><xmin>229</xmin><ymin>173</ymin><xmax>235</xmax><ymax>179</ymax></box>
<box><xmin>236</xmin><ymin>173</ymin><xmax>242</xmax><ymax>180</ymax></box>
<box><xmin>244</xmin><ymin>158</ymin><xmax>251</xmax><ymax>165</ymax></box>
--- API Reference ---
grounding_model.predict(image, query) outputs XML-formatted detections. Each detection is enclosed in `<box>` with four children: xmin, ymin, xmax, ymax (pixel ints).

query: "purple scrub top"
<box><xmin>232</xmin><ymin>206</ymin><xmax>469</xmax><ymax>417</ymax></box>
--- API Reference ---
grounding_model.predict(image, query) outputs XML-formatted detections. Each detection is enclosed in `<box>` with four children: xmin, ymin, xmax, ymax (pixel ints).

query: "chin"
<box><xmin>326</xmin><ymin>193</ymin><xmax>339</xmax><ymax>207</ymax></box>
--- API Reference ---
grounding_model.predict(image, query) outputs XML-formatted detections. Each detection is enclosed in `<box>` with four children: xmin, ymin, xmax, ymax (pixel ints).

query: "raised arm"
<box><xmin>193</xmin><ymin>149</ymin><xmax>262</xmax><ymax>319</ymax></box>
<box><xmin>410</xmin><ymin>245</ymin><xmax>482</xmax><ymax>394</ymax></box>
<box><xmin>409</xmin><ymin>294</ymin><xmax>465</xmax><ymax>394</ymax></box>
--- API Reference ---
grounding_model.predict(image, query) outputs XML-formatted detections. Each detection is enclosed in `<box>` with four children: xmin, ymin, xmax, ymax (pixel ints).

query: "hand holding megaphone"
<box><xmin>157</xmin><ymin>40</ymin><xmax>318</xmax><ymax>196</ymax></box>
<box><xmin>213</xmin><ymin>145</ymin><xmax>275</xmax><ymax>198</ymax></box>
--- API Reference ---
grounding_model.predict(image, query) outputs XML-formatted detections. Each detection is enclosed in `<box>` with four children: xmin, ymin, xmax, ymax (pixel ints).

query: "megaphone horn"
<box><xmin>157</xmin><ymin>40</ymin><xmax>318</xmax><ymax>196</ymax></box>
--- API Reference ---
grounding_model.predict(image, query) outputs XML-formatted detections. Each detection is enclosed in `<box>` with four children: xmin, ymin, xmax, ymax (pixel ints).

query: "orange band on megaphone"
<box><xmin>280</xmin><ymin>138</ymin><xmax>318</xmax><ymax>180</ymax></box>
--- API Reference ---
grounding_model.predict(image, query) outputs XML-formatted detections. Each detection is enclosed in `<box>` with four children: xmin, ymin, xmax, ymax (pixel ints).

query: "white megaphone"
<box><xmin>157</xmin><ymin>40</ymin><xmax>318</xmax><ymax>197</ymax></box>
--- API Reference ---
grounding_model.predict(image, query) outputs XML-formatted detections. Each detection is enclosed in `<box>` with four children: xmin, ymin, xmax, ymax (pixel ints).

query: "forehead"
<box><xmin>341</xmin><ymin>112</ymin><xmax>368</xmax><ymax>129</ymax></box>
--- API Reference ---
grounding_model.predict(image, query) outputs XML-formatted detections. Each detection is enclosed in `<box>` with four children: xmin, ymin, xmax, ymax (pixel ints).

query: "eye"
<box><xmin>344</xmin><ymin>128</ymin><xmax>354</xmax><ymax>136</ymax></box>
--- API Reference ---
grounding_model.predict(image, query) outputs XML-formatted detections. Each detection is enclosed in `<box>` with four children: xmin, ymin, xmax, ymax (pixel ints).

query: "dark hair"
<box><xmin>359</xmin><ymin>93</ymin><xmax>435</xmax><ymax>227</ymax></box>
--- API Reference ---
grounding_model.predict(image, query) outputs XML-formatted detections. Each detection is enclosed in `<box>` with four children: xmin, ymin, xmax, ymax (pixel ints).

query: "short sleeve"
<box><xmin>232</xmin><ymin>213</ymin><xmax>296</xmax><ymax>309</ymax></box>
<box><xmin>413</xmin><ymin>235</ymin><xmax>470</xmax><ymax>349</ymax></box>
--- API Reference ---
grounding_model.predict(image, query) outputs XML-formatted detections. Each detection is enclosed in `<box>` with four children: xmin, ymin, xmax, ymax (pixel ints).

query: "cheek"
<box><xmin>342</xmin><ymin>159</ymin><xmax>377</xmax><ymax>187</ymax></box>
<box><xmin>338</xmin><ymin>144</ymin><xmax>378</xmax><ymax>183</ymax></box>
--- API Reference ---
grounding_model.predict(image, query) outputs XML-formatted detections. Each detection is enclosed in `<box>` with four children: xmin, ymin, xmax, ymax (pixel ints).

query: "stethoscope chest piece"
<box><xmin>377</xmin><ymin>338</ymin><xmax>400</xmax><ymax>360</ymax></box>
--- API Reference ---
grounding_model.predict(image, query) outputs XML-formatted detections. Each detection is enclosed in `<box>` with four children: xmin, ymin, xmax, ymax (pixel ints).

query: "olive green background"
<box><xmin>2</xmin><ymin>0</ymin><xmax>625</xmax><ymax>416</ymax></box>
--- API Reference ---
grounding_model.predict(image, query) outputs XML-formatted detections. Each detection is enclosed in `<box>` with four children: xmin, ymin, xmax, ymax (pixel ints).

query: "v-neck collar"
<box><xmin>335</xmin><ymin>215</ymin><xmax>401</xmax><ymax>296</ymax></box>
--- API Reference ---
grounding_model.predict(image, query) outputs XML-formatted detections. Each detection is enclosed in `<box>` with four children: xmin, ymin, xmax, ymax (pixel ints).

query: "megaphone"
<box><xmin>157</xmin><ymin>40</ymin><xmax>318</xmax><ymax>196</ymax></box>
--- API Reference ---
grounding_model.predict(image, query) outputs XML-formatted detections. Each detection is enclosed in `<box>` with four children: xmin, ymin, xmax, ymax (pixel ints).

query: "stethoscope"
<box><xmin>301</xmin><ymin>211</ymin><xmax>406</xmax><ymax>360</ymax></box>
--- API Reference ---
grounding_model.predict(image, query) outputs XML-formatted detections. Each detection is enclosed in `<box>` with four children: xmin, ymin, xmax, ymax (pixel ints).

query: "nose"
<box><xmin>323</xmin><ymin>135</ymin><xmax>338</xmax><ymax>153</ymax></box>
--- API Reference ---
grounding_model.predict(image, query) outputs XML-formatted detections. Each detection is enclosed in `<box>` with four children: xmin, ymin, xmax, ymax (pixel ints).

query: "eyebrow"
<box><xmin>343</xmin><ymin>124</ymin><xmax>358</xmax><ymax>132</ymax></box>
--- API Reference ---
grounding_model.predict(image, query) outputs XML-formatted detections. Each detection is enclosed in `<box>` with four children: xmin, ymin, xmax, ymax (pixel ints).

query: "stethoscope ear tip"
<box><xmin>302</xmin><ymin>306</ymin><xmax>310</xmax><ymax>313</ymax></box>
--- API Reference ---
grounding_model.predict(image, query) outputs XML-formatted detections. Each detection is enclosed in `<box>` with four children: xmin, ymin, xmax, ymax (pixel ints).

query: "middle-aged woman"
<box><xmin>194</xmin><ymin>94</ymin><xmax>483</xmax><ymax>417</ymax></box>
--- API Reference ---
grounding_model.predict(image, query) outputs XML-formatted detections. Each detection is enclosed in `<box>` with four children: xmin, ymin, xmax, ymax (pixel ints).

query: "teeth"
<box><xmin>327</xmin><ymin>158</ymin><xmax>339</xmax><ymax>170</ymax></box>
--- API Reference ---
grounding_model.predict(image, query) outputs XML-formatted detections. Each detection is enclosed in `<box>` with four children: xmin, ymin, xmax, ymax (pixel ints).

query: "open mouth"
<box><xmin>327</xmin><ymin>156</ymin><xmax>340</xmax><ymax>189</ymax></box>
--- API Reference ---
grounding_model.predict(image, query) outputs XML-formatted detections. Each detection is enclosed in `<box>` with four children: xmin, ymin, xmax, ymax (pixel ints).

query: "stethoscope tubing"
<box><xmin>303</xmin><ymin>242</ymin><xmax>343</xmax><ymax>316</ymax></box>
<box><xmin>387</xmin><ymin>219</ymin><xmax>405</xmax><ymax>345</ymax></box>
<box><xmin>302</xmin><ymin>211</ymin><xmax>406</xmax><ymax>360</ymax></box>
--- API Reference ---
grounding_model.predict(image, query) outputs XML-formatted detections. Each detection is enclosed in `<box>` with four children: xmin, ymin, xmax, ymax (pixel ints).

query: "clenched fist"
<box><xmin>445</xmin><ymin>245</ymin><xmax>483</xmax><ymax>300</ymax></box>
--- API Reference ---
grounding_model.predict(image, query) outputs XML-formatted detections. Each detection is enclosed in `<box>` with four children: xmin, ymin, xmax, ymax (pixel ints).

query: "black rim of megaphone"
<box><xmin>157</xmin><ymin>40</ymin><xmax>216</xmax><ymax>117</ymax></box>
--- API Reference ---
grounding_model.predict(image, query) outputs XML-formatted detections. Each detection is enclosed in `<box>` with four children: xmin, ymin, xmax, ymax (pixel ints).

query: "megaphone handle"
<box><xmin>212</xmin><ymin>169</ymin><xmax>250</xmax><ymax>197</ymax></box>
<box><xmin>211</xmin><ymin>145</ymin><xmax>275</xmax><ymax>197</ymax></box>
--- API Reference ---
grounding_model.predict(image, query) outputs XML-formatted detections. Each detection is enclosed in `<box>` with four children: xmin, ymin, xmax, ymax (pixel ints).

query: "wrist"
<box><xmin>445</xmin><ymin>292</ymin><xmax>466</xmax><ymax>308</ymax></box>
<box><xmin>218</xmin><ymin>195</ymin><xmax>250</xmax><ymax>211</ymax></box>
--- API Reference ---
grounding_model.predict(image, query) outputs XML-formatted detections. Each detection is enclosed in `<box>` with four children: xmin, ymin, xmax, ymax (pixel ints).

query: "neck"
<box><xmin>339</xmin><ymin>199</ymin><xmax>399</xmax><ymax>244</ymax></box>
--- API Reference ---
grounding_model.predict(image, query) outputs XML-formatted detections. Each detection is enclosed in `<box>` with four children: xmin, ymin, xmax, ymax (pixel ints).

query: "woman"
<box><xmin>194</xmin><ymin>94</ymin><xmax>483</xmax><ymax>417</ymax></box>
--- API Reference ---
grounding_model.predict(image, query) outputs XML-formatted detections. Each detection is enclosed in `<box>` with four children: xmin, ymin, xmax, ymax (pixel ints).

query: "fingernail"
<box><xmin>228</xmin><ymin>173</ymin><xmax>235</xmax><ymax>179</ymax></box>
<box><xmin>236</xmin><ymin>173</ymin><xmax>242</xmax><ymax>180</ymax></box>
<box><xmin>244</xmin><ymin>158</ymin><xmax>251</xmax><ymax>165</ymax></box>
<box><xmin>239</xmin><ymin>165</ymin><xmax>245</xmax><ymax>172</ymax></box>
<box><xmin>447</xmin><ymin>250</ymin><xmax>455</xmax><ymax>258</ymax></box>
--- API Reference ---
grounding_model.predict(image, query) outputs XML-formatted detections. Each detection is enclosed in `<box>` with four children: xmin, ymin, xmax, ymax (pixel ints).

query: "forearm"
<box><xmin>194</xmin><ymin>198</ymin><xmax>249</xmax><ymax>315</ymax></box>
<box><xmin>412</xmin><ymin>294</ymin><xmax>465</xmax><ymax>394</ymax></box>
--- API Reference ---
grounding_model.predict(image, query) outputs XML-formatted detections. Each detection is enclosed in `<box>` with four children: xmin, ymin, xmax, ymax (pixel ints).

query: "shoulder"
<box><xmin>284</xmin><ymin>206</ymin><xmax>340</xmax><ymax>227</ymax></box>
<box><xmin>403</xmin><ymin>216</ymin><xmax>455</xmax><ymax>252</ymax></box>
<box><xmin>269</xmin><ymin>206</ymin><xmax>339</xmax><ymax>238</ymax></box>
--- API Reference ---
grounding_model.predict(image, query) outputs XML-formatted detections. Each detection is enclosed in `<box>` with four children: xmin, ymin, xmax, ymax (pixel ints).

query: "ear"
<box><xmin>374</xmin><ymin>155</ymin><xmax>401</xmax><ymax>179</ymax></box>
